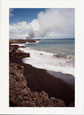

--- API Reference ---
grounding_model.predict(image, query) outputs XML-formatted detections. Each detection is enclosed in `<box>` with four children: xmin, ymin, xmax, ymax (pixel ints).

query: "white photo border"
<box><xmin>0</xmin><ymin>0</ymin><xmax>84</xmax><ymax>114</ymax></box>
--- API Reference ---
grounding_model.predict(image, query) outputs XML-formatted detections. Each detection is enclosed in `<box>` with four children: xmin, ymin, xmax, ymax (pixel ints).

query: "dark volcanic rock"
<box><xmin>20</xmin><ymin>46</ymin><xmax>26</xmax><ymax>48</ymax></box>
<box><xmin>10</xmin><ymin>45</ymin><xmax>30</xmax><ymax>59</ymax></box>
<box><xmin>9</xmin><ymin>44</ymin><xmax>75</xmax><ymax>107</ymax></box>
<box><xmin>9</xmin><ymin>44</ymin><xmax>65</xmax><ymax>107</ymax></box>
<box><xmin>9</xmin><ymin>62</ymin><xmax>65</xmax><ymax>107</ymax></box>
<box><xmin>9</xmin><ymin>39</ymin><xmax>39</xmax><ymax>44</ymax></box>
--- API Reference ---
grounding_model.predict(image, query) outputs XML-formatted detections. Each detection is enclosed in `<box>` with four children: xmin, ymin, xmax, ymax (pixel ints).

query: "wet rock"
<box><xmin>10</xmin><ymin>45</ymin><xmax>30</xmax><ymax>59</ymax></box>
<box><xmin>40</xmin><ymin>53</ymin><xmax>43</xmax><ymax>55</ymax></box>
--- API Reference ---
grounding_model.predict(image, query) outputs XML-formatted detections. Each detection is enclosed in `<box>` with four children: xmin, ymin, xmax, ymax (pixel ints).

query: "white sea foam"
<box><xmin>11</xmin><ymin>43</ymin><xmax>25</xmax><ymax>47</ymax></box>
<box><xmin>19</xmin><ymin>47</ymin><xmax>75</xmax><ymax>76</ymax></box>
<box><xmin>26</xmin><ymin>42</ymin><xmax>29</xmax><ymax>44</ymax></box>
<box><xmin>25</xmin><ymin>40</ymin><xmax>39</xmax><ymax>44</ymax></box>
<box><xmin>36</xmin><ymin>41</ymin><xmax>39</xmax><ymax>43</ymax></box>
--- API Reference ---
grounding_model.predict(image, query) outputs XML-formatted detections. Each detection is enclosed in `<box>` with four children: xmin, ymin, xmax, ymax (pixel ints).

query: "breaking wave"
<box><xmin>19</xmin><ymin>47</ymin><xmax>75</xmax><ymax>76</ymax></box>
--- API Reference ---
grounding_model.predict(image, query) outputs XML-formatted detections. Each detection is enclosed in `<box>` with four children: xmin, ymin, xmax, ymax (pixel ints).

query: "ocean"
<box><xmin>26</xmin><ymin>38</ymin><xmax>75</xmax><ymax>55</ymax></box>
<box><xmin>19</xmin><ymin>38</ymin><xmax>75</xmax><ymax>75</ymax></box>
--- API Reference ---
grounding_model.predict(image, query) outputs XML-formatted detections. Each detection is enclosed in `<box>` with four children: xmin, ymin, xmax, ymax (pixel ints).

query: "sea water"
<box><xmin>19</xmin><ymin>38</ymin><xmax>75</xmax><ymax>75</ymax></box>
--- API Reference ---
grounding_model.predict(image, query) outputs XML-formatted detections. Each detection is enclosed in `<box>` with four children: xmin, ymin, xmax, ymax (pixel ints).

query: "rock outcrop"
<box><xmin>9</xmin><ymin>62</ymin><xmax>65</xmax><ymax>107</ymax></box>
<box><xmin>9</xmin><ymin>39</ymin><xmax>39</xmax><ymax>44</ymax></box>
<box><xmin>9</xmin><ymin>45</ymin><xmax>30</xmax><ymax>59</ymax></box>
<box><xmin>9</xmin><ymin>44</ymin><xmax>73</xmax><ymax>107</ymax></box>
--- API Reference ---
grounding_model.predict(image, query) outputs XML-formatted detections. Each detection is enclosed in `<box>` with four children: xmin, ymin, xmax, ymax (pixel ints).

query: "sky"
<box><xmin>9</xmin><ymin>8</ymin><xmax>75</xmax><ymax>39</ymax></box>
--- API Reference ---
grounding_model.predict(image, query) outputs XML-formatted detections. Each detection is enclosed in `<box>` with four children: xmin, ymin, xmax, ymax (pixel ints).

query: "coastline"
<box><xmin>19</xmin><ymin>46</ymin><xmax>75</xmax><ymax>76</ymax></box>
<box><xmin>9</xmin><ymin>43</ymin><xmax>75</xmax><ymax>107</ymax></box>
<box><xmin>47</xmin><ymin>70</ymin><xmax>75</xmax><ymax>89</ymax></box>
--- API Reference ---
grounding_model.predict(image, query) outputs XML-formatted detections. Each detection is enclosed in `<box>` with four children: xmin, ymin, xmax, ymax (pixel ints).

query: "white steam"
<box><xmin>9</xmin><ymin>8</ymin><xmax>75</xmax><ymax>39</ymax></box>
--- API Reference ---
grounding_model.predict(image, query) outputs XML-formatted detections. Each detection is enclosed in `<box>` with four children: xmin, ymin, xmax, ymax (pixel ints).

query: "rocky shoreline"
<box><xmin>9</xmin><ymin>44</ymin><xmax>75</xmax><ymax>107</ymax></box>
<box><xmin>9</xmin><ymin>39</ymin><xmax>40</xmax><ymax>44</ymax></box>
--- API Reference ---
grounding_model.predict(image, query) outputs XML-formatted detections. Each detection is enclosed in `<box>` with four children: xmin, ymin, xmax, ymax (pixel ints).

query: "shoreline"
<box><xmin>19</xmin><ymin>45</ymin><xmax>75</xmax><ymax>76</ymax></box>
<box><xmin>47</xmin><ymin>70</ymin><xmax>75</xmax><ymax>89</ymax></box>
<box><xmin>9</xmin><ymin>44</ymin><xmax>75</xmax><ymax>107</ymax></box>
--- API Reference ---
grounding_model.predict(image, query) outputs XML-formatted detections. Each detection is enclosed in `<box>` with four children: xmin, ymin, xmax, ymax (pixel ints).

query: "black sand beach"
<box><xmin>9</xmin><ymin>43</ymin><xmax>75</xmax><ymax>107</ymax></box>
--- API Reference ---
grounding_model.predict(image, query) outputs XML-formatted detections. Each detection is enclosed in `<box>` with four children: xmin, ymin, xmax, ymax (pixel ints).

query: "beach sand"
<box><xmin>9</xmin><ymin>44</ymin><xmax>75</xmax><ymax>106</ymax></box>
<box><xmin>22</xmin><ymin>63</ymin><xmax>75</xmax><ymax>106</ymax></box>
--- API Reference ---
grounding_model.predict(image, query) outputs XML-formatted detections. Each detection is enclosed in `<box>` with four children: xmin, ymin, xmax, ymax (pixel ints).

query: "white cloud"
<box><xmin>9</xmin><ymin>8</ymin><xmax>75</xmax><ymax>39</ymax></box>
<box><xmin>10</xmin><ymin>21</ymin><xmax>32</xmax><ymax>39</ymax></box>
<box><xmin>37</xmin><ymin>8</ymin><xmax>75</xmax><ymax>38</ymax></box>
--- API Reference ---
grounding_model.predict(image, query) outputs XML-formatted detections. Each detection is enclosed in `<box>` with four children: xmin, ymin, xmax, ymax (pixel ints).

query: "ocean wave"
<box><xmin>53</xmin><ymin>54</ymin><xmax>67</xmax><ymax>58</ymax></box>
<box><xmin>11</xmin><ymin>43</ymin><xmax>25</xmax><ymax>47</ymax></box>
<box><xmin>25</xmin><ymin>40</ymin><xmax>39</xmax><ymax>44</ymax></box>
<box><xmin>19</xmin><ymin>47</ymin><xmax>75</xmax><ymax>75</ymax></box>
<box><xmin>53</xmin><ymin>54</ymin><xmax>75</xmax><ymax>66</ymax></box>
<box><xmin>53</xmin><ymin>53</ymin><xmax>74</xmax><ymax>59</ymax></box>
